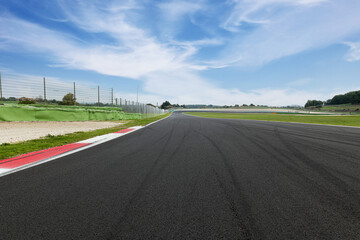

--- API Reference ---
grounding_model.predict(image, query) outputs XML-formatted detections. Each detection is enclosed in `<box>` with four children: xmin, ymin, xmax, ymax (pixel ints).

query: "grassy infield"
<box><xmin>185</xmin><ymin>112</ymin><xmax>360</xmax><ymax>127</ymax></box>
<box><xmin>0</xmin><ymin>113</ymin><xmax>171</xmax><ymax>160</ymax></box>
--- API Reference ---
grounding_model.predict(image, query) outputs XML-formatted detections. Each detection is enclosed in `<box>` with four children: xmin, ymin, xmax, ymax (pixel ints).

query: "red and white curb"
<box><xmin>0</xmin><ymin>126</ymin><xmax>144</xmax><ymax>177</ymax></box>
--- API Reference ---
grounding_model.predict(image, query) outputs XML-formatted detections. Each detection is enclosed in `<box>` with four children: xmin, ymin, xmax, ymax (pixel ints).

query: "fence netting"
<box><xmin>0</xmin><ymin>73</ymin><xmax>166</xmax><ymax>115</ymax></box>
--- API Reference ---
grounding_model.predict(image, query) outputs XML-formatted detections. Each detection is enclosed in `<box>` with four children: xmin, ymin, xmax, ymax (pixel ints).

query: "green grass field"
<box><xmin>184</xmin><ymin>112</ymin><xmax>360</xmax><ymax>127</ymax></box>
<box><xmin>0</xmin><ymin>113</ymin><xmax>170</xmax><ymax>160</ymax></box>
<box><xmin>320</xmin><ymin>104</ymin><xmax>360</xmax><ymax>112</ymax></box>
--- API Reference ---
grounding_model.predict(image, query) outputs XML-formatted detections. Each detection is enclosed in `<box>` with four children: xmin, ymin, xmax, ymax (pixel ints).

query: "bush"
<box><xmin>18</xmin><ymin>98</ymin><xmax>36</xmax><ymax>104</ymax></box>
<box><xmin>61</xmin><ymin>93</ymin><xmax>76</xmax><ymax>105</ymax></box>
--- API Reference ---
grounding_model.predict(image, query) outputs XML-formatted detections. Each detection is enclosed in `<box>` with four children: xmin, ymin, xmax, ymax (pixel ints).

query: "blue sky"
<box><xmin>1</xmin><ymin>0</ymin><xmax>360</xmax><ymax>106</ymax></box>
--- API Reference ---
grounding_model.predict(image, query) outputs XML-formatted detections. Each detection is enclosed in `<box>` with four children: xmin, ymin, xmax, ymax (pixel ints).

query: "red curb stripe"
<box><xmin>114</xmin><ymin>128</ymin><xmax>134</xmax><ymax>134</ymax></box>
<box><xmin>0</xmin><ymin>143</ymin><xmax>89</xmax><ymax>168</ymax></box>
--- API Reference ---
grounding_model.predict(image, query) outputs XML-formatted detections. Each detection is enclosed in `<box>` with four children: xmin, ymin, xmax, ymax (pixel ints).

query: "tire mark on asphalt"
<box><xmin>194</xmin><ymin>129</ymin><xmax>260</xmax><ymax>240</ymax></box>
<box><xmin>281</xmin><ymin>136</ymin><xmax>360</xmax><ymax>164</ymax></box>
<box><xmin>227</xmin><ymin>122</ymin><xmax>360</xmax><ymax>215</ymax></box>
<box><xmin>274</xmin><ymin>127</ymin><xmax>360</xmax><ymax>148</ymax></box>
<box><xmin>274</xmin><ymin>127</ymin><xmax>360</xmax><ymax>203</ymax></box>
<box><xmin>221</xmin><ymin>120</ymin><xmax>360</xmax><ymax>237</ymax></box>
<box><xmin>106</xmin><ymin>116</ymin><xmax>192</xmax><ymax>239</ymax></box>
<box><xmin>228</xmin><ymin>122</ymin><xmax>313</xmax><ymax>181</ymax></box>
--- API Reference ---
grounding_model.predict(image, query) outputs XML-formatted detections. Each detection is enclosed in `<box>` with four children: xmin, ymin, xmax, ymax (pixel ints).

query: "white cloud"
<box><xmin>158</xmin><ymin>0</ymin><xmax>204</xmax><ymax>22</ymax></box>
<box><xmin>219</xmin><ymin>0</ymin><xmax>360</xmax><ymax>67</ymax></box>
<box><xmin>344</xmin><ymin>42</ymin><xmax>360</xmax><ymax>62</ymax></box>
<box><xmin>0</xmin><ymin>14</ymin><xmax>191</xmax><ymax>79</ymax></box>
<box><xmin>297</xmin><ymin>0</ymin><xmax>328</xmax><ymax>5</ymax></box>
<box><xmin>142</xmin><ymin>69</ymin><xmax>346</xmax><ymax>106</ymax></box>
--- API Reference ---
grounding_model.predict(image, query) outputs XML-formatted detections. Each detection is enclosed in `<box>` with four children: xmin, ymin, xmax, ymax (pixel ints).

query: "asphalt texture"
<box><xmin>1</xmin><ymin>112</ymin><xmax>360</xmax><ymax>239</ymax></box>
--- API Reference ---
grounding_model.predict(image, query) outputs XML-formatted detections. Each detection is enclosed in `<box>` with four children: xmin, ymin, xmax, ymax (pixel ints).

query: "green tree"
<box><xmin>346</xmin><ymin>90</ymin><xmax>360</xmax><ymax>104</ymax></box>
<box><xmin>305</xmin><ymin>100</ymin><xmax>323</xmax><ymax>108</ymax></box>
<box><xmin>329</xmin><ymin>94</ymin><xmax>349</xmax><ymax>105</ymax></box>
<box><xmin>160</xmin><ymin>101</ymin><xmax>172</xmax><ymax>109</ymax></box>
<box><xmin>61</xmin><ymin>93</ymin><xmax>76</xmax><ymax>105</ymax></box>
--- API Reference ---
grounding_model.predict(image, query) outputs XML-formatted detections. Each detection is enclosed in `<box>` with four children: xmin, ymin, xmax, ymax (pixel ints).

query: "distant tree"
<box><xmin>250</xmin><ymin>103</ymin><xmax>255</xmax><ymax>106</ymax></box>
<box><xmin>346</xmin><ymin>90</ymin><xmax>360</xmax><ymax>104</ymax></box>
<box><xmin>160</xmin><ymin>101</ymin><xmax>172</xmax><ymax>109</ymax></box>
<box><xmin>234</xmin><ymin>104</ymin><xmax>239</xmax><ymax>107</ymax></box>
<box><xmin>329</xmin><ymin>94</ymin><xmax>350</xmax><ymax>105</ymax></box>
<box><xmin>61</xmin><ymin>93</ymin><xmax>76</xmax><ymax>105</ymax></box>
<box><xmin>18</xmin><ymin>98</ymin><xmax>35</xmax><ymax>104</ymax></box>
<box><xmin>305</xmin><ymin>100</ymin><xmax>323</xmax><ymax>108</ymax></box>
<box><xmin>324</xmin><ymin>99</ymin><xmax>332</xmax><ymax>105</ymax></box>
<box><xmin>327</xmin><ymin>90</ymin><xmax>360</xmax><ymax>105</ymax></box>
<box><xmin>242</xmin><ymin>104</ymin><xmax>248</xmax><ymax>107</ymax></box>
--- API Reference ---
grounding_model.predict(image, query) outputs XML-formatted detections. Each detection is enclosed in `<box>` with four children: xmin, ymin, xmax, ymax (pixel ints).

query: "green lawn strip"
<box><xmin>0</xmin><ymin>113</ymin><xmax>171</xmax><ymax>160</ymax></box>
<box><xmin>184</xmin><ymin>112</ymin><xmax>360</xmax><ymax>127</ymax></box>
<box><xmin>320</xmin><ymin>104</ymin><xmax>360</xmax><ymax>111</ymax></box>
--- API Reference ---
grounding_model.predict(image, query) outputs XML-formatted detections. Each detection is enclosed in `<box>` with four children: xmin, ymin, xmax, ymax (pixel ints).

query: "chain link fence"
<box><xmin>0</xmin><ymin>72</ymin><xmax>166</xmax><ymax>115</ymax></box>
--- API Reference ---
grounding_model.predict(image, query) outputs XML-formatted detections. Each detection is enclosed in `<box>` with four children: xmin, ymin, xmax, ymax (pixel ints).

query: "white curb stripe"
<box><xmin>78</xmin><ymin>133</ymin><xmax>120</xmax><ymax>144</ymax></box>
<box><xmin>0</xmin><ymin>168</ymin><xmax>11</xmax><ymax>175</ymax></box>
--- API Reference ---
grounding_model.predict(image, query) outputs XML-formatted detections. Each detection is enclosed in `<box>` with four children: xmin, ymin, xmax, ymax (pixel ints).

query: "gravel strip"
<box><xmin>0</xmin><ymin>121</ymin><xmax>124</xmax><ymax>144</ymax></box>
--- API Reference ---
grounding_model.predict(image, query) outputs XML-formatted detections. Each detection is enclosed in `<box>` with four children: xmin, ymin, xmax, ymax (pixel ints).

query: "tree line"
<box><xmin>305</xmin><ymin>90</ymin><xmax>360</xmax><ymax>108</ymax></box>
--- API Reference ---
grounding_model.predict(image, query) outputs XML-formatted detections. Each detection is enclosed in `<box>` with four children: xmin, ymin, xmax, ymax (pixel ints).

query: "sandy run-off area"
<box><xmin>0</xmin><ymin>121</ymin><xmax>124</xmax><ymax>144</ymax></box>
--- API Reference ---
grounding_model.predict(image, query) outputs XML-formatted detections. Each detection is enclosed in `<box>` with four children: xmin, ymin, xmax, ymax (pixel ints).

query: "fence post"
<box><xmin>98</xmin><ymin>85</ymin><xmax>100</xmax><ymax>106</ymax></box>
<box><xmin>111</xmin><ymin>88</ymin><xmax>114</xmax><ymax>107</ymax></box>
<box><xmin>120</xmin><ymin>98</ymin><xmax>122</xmax><ymax>109</ymax></box>
<box><xmin>115</xmin><ymin>98</ymin><xmax>118</xmax><ymax>107</ymax></box>
<box><xmin>73</xmin><ymin>82</ymin><xmax>76</xmax><ymax>101</ymax></box>
<box><xmin>0</xmin><ymin>72</ymin><xmax>2</xmax><ymax>104</ymax></box>
<box><xmin>43</xmin><ymin>77</ymin><xmax>46</xmax><ymax>104</ymax></box>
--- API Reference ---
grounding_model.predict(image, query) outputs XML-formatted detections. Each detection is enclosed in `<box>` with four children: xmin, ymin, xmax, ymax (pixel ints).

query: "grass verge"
<box><xmin>184</xmin><ymin>112</ymin><xmax>360</xmax><ymax>127</ymax></box>
<box><xmin>0</xmin><ymin>113</ymin><xmax>171</xmax><ymax>160</ymax></box>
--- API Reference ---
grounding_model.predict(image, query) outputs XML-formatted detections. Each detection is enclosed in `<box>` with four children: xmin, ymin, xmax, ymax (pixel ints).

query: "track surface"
<box><xmin>1</xmin><ymin>112</ymin><xmax>360</xmax><ymax>239</ymax></box>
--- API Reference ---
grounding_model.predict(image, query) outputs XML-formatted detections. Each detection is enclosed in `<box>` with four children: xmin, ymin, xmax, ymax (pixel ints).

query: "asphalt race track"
<box><xmin>1</xmin><ymin>112</ymin><xmax>360</xmax><ymax>239</ymax></box>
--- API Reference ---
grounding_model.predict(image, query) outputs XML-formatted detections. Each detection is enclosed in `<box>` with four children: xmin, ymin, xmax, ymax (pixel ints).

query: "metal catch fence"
<box><xmin>0</xmin><ymin>72</ymin><xmax>166</xmax><ymax>115</ymax></box>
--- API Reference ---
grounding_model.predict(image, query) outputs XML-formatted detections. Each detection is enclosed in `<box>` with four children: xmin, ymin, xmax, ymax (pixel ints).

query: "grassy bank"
<box><xmin>305</xmin><ymin>104</ymin><xmax>360</xmax><ymax>113</ymax></box>
<box><xmin>184</xmin><ymin>112</ymin><xmax>360</xmax><ymax>127</ymax></box>
<box><xmin>320</xmin><ymin>104</ymin><xmax>360</xmax><ymax>112</ymax></box>
<box><xmin>0</xmin><ymin>113</ymin><xmax>171</xmax><ymax>160</ymax></box>
<box><xmin>0</xmin><ymin>104</ymin><xmax>142</xmax><ymax>121</ymax></box>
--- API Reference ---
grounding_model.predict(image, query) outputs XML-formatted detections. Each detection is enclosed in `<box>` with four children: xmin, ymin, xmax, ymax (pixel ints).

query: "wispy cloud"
<box><xmin>158</xmin><ymin>0</ymin><xmax>205</xmax><ymax>22</ymax></box>
<box><xmin>344</xmin><ymin>41</ymin><xmax>360</xmax><ymax>62</ymax></box>
<box><xmin>220</xmin><ymin>0</ymin><xmax>360</xmax><ymax>66</ymax></box>
<box><xmin>0</xmin><ymin>14</ymin><xmax>188</xmax><ymax>78</ymax></box>
<box><xmin>222</xmin><ymin>0</ymin><xmax>329</xmax><ymax>32</ymax></box>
